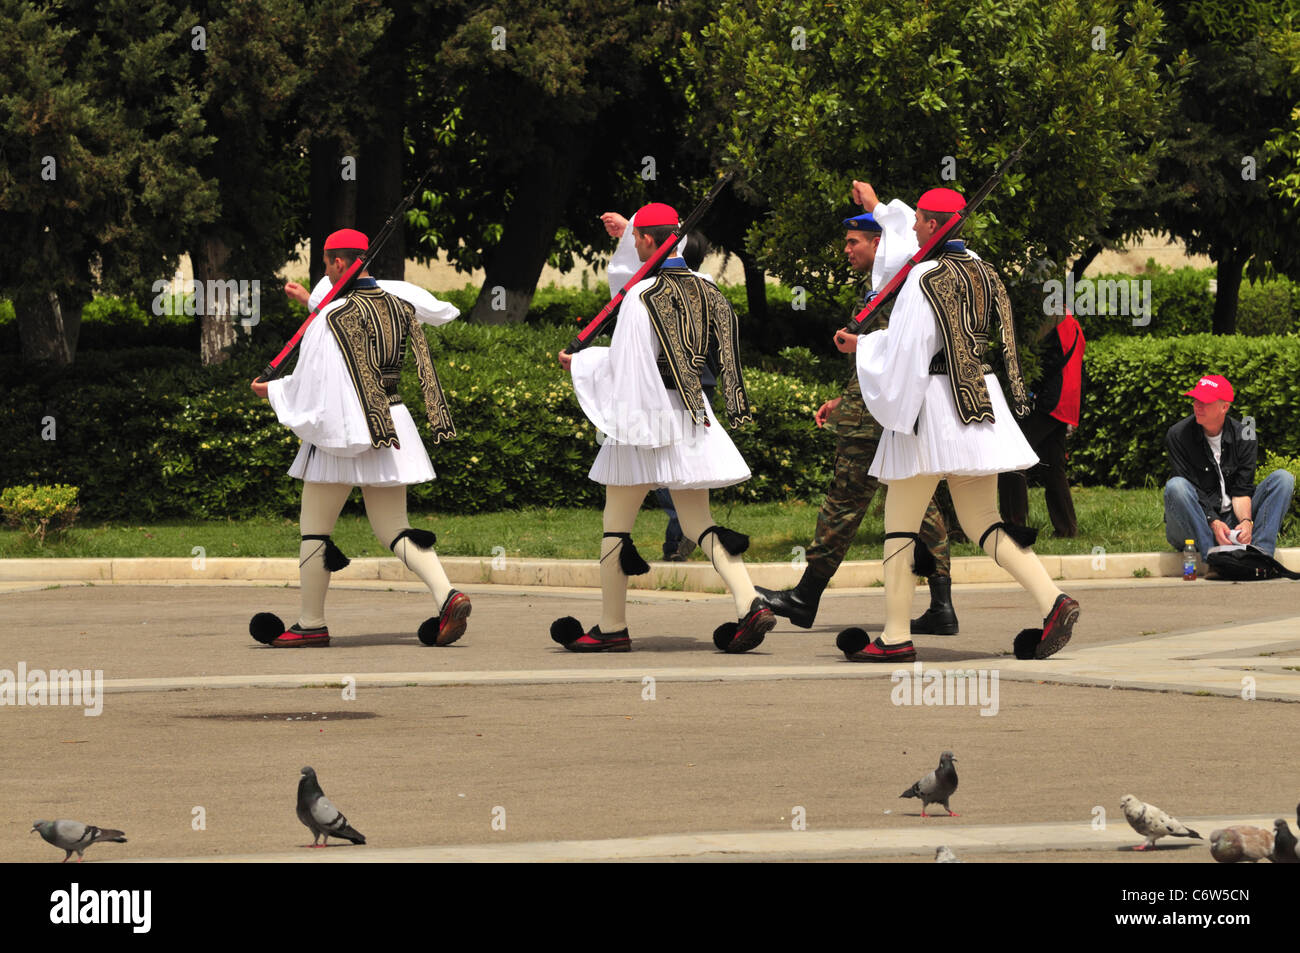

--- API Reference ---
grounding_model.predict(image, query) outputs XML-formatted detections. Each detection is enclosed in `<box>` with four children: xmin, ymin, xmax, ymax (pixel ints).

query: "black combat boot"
<box><xmin>910</xmin><ymin>574</ymin><xmax>959</xmax><ymax>636</ymax></box>
<box><xmin>755</xmin><ymin>567</ymin><xmax>830</xmax><ymax>629</ymax></box>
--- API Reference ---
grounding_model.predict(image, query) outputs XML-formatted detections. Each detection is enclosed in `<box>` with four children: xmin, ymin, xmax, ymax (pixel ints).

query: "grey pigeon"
<box><xmin>900</xmin><ymin>751</ymin><xmax>959</xmax><ymax>817</ymax></box>
<box><xmin>30</xmin><ymin>819</ymin><xmax>127</xmax><ymax>863</ymax></box>
<box><xmin>1209</xmin><ymin>826</ymin><xmax>1273</xmax><ymax>863</ymax></box>
<box><xmin>1270</xmin><ymin>819</ymin><xmax>1298</xmax><ymax>863</ymax></box>
<box><xmin>297</xmin><ymin>766</ymin><xmax>365</xmax><ymax>847</ymax></box>
<box><xmin>934</xmin><ymin>845</ymin><xmax>961</xmax><ymax>863</ymax></box>
<box><xmin>1119</xmin><ymin>795</ymin><xmax>1201</xmax><ymax>850</ymax></box>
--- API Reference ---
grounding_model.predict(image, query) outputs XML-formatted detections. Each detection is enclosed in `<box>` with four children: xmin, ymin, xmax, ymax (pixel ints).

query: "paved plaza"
<box><xmin>4</xmin><ymin>567</ymin><xmax>1298</xmax><ymax>863</ymax></box>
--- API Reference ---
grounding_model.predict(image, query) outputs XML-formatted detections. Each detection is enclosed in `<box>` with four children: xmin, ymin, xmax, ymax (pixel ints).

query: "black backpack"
<box><xmin>1206</xmin><ymin>545</ymin><xmax>1300</xmax><ymax>581</ymax></box>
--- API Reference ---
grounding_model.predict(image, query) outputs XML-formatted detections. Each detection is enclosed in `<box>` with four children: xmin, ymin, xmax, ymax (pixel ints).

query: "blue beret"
<box><xmin>842</xmin><ymin>212</ymin><xmax>882</xmax><ymax>232</ymax></box>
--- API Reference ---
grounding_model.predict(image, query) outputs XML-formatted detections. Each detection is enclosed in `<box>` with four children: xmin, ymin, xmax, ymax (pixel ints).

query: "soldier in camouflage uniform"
<box><xmin>757</xmin><ymin>192</ymin><xmax>958</xmax><ymax>632</ymax></box>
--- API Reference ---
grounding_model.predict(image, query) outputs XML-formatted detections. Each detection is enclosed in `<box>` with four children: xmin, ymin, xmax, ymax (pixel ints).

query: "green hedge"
<box><xmin>1071</xmin><ymin>334</ymin><xmax>1300</xmax><ymax>488</ymax></box>
<box><xmin>1070</xmin><ymin>263</ymin><xmax>1300</xmax><ymax>339</ymax></box>
<box><xmin>0</xmin><ymin>318</ymin><xmax>841</xmax><ymax>521</ymax></box>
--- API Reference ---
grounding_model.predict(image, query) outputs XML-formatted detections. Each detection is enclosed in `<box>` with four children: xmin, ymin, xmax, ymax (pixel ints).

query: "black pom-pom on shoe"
<box><xmin>550</xmin><ymin>616</ymin><xmax>585</xmax><ymax>647</ymax></box>
<box><xmin>835</xmin><ymin>627</ymin><xmax>872</xmax><ymax>655</ymax></box>
<box><xmin>712</xmin><ymin>622</ymin><xmax>739</xmax><ymax>652</ymax></box>
<box><xmin>1013</xmin><ymin>627</ymin><xmax>1043</xmax><ymax>660</ymax></box>
<box><xmin>250</xmin><ymin>612</ymin><xmax>285</xmax><ymax>645</ymax></box>
<box><xmin>417</xmin><ymin>617</ymin><xmax>441</xmax><ymax>646</ymax></box>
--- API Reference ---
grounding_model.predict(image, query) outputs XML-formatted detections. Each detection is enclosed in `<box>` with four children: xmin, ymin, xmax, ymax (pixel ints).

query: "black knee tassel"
<box><xmin>884</xmin><ymin>531</ymin><xmax>936</xmax><ymax>577</ymax></box>
<box><xmin>978</xmin><ymin>521</ymin><xmax>1039</xmax><ymax>551</ymax></box>
<box><xmin>603</xmin><ymin>533</ymin><xmax>650</xmax><ymax>576</ymax></box>
<box><xmin>698</xmin><ymin>524</ymin><xmax>749</xmax><ymax>556</ymax></box>
<box><xmin>390</xmin><ymin>528</ymin><xmax>437</xmax><ymax>550</ymax></box>
<box><xmin>302</xmin><ymin>534</ymin><xmax>350</xmax><ymax>572</ymax></box>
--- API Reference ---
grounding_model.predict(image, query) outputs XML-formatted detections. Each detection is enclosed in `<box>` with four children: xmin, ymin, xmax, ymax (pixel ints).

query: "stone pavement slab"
<box><xmin>4</xmin><ymin>580</ymin><xmax>1297</xmax><ymax>863</ymax></box>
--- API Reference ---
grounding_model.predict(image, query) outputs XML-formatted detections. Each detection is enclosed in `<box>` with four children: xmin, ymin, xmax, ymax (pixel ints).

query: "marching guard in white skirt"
<box><xmin>833</xmin><ymin>188</ymin><xmax>1080</xmax><ymax>662</ymax></box>
<box><xmin>248</xmin><ymin>228</ymin><xmax>470</xmax><ymax>648</ymax></box>
<box><xmin>553</xmin><ymin>202</ymin><xmax>777</xmax><ymax>653</ymax></box>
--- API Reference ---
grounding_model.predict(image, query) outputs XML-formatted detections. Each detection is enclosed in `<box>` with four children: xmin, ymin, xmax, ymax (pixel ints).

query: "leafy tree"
<box><xmin>405</xmin><ymin>0</ymin><xmax>709</xmax><ymax>324</ymax></box>
<box><xmin>1147</xmin><ymin>1</ymin><xmax>1300</xmax><ymax>333</ymax></box>
<box><xmin>0</xmin><ymin>0</ymin><xmax>216</xmax><ymax>366</ymax></box>
<box><xmin>183</xmin><ymin>0</ymin><xmax>390</xmax><ymax>363</ymax></box>
<box><xmin>681</xmin><ymin>0</ymin><xmax>1176</xmax><ymax>342</ymax></box>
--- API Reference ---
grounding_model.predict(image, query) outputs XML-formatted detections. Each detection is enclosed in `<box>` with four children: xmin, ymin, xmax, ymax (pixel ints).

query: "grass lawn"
<box><xmin>5</xmin><ymin>487</ymin><xmax>1282</xmax><ymax>562</ymax></box>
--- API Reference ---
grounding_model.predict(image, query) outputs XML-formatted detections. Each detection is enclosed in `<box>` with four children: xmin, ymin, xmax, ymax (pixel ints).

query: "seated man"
<box><xmin>1164</xmin><ymin>374</ymin><xmax>1295</xmax><ymax>559</ymax></box>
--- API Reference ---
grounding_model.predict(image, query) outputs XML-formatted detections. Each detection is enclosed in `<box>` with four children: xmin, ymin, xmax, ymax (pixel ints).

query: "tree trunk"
<box><xmin>310</xmin><ymin>137</ymin><xmax>358</xmax><ymax>288</ymax></box>
<box><xmin>469</xmin><ymin>138</ymin><xmax>590</xmax><ymax>325</ymax></box>
<box><xmin>15</xmin><ymin>289</ymin><xmax>80</xmax><ymax>366</ymax></box>
<box><xmin>194</xmin><ymin>235</ymin><xmax>237</xmax><ymax>365</ymax></box>
<box><xmin>1070</xmin><ymin>242</ymin><xmax>1102</xmax><ymax>281</ymax></box>
<box><xmin>1212</xmin><ymin>248</ymin><xmax>1244</xmax><ymax>335</ymax></box>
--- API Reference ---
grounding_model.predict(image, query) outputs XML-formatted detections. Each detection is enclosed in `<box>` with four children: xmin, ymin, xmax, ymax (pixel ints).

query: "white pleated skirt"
<box><xmin>870</xmin><ymin>374</ymin><xmax>1038</xmax><ymax>481</ymax></box>
<box><xmin>287</xmin><ymin>404</ymin><xmax>436</xmax><ymax>486</ymax></box>
<box><xmin>588</xmin><ymin>392</ymin><xmax>751</xmax><ymax>489</ymax></box>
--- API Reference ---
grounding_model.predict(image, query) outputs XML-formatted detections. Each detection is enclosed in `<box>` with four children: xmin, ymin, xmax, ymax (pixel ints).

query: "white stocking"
<box><xmin>881</xmin><ymin>475</ymin><xmax>941</xmax><ymax>644</ymax></box>
<box><xmin>363</xmin><ymin>485</ymin><xmax>453</xmax><ymax>607</ymax></box>
<box><xmin>948</xmin><ymin>474</ymin><xmax>1061</xmax><ymax>616</ymax></box>
<box><xmin>600</xmin><ymin>484</ymin><xmax>651</xmax><ymax>631</ymax></box>
<box><xmin>298</xmin><ymin>482</ymin><xmax>353</xmax><ymax>628</ymax></box>
<box><xmin>671</xmin><ymin>489</ymin><xmax>758</xmax><ymax>616</ymax></box>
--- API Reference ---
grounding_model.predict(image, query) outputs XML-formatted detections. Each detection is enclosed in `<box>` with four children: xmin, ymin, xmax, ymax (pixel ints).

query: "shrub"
<box><xmin>0</xmin><ymin>484</ymin><xmax>80</xmax><ymax>544</ymax></box>
<box><xmin>1071</xmin><ymin>334</ymin><xmax>1300</xmax><ymax>488</ymax></box>
<box><xmin>0</xmin><ymin>316</ymin><xmax>839</xmax><ymax>520</ymax></box>
<box><xmin>1261</xmin><ymin>450</ymin><xmax>1299</xmax><ymax>535</ymax></box>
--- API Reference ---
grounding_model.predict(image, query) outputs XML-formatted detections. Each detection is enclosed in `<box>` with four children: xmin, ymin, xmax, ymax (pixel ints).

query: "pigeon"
<box><xmin>297</xmin><ymin>766</ymin><xmax>365</xmax><ymax>847</ymax></box>
<box><xmin>1119</xmin><ymin>795</ymin><xmax>1202</xmax><ymax>850</ymax></box>
<box><xmin>1209</xmin><ymin>826</ymin><xmax>1274</xmax><ymax>863</ymax></box>
<box><xmin>900</xmin><ymin>751</ymin><xmax>958</xmax><ymax>817</ymax></box>
<box><xmin>1270</xmin><ymin>819</ymin><xmax>1298</xmax><ymax>863</ymax></box>
<box><xmin>934</xmin><ymin>845</ymin><xmax>961</xmax><ymax>863</ymax></box>
<box><xmin>30</xmin><ymin>819</ymin><xmax>127</xmax><ymax>863</ymax></box>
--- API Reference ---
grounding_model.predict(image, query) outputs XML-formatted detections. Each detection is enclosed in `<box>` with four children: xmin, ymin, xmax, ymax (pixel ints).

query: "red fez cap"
<box><xmin>324</xmin><ymin>228</ymin><xmax>370</xmax><ymax>250</ymax></box>
<box><xmin>633</xmin><ymin>203</ymin><xmax>679</xmax><ymax>228</ymax></box>
<box><xmin>917</xmin><ymin>188</ymin><xmax>966</xmax><ymax>213</ymax></box>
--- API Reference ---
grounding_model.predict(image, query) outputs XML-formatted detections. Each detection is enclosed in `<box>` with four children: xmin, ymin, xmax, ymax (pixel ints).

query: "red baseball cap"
<box><xmin>917</xmin><ymin>188</ymin><xmax>966</xmax><ymax>213</ymax></box>
<box><xmin>1183</xmin><ymin>374</ymin><xmax>1234</xmax><ymax>403</ymax></box>
<box><xmin>633</xmin><ymin>203</ymin><xmax>679</xmax><ymax>228</ymax></box>
<box><xmin>324</xmin><ymin>228</ymin><xmax>370</xmax><ymax>250</ymax></box>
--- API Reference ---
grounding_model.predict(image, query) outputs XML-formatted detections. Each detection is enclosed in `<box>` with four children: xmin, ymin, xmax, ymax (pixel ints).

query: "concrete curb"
<box><xmin>119</xmin><ymin>814</ymin><xmax>1276</xmax><ymax>863</ymax></box>
<box><xmin>2</xmin><ymin>548</ymin><xmax>1297</xmax><ymax>591</ymax></box>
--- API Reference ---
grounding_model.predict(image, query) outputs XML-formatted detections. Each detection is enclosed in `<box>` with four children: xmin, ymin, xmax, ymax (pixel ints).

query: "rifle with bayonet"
<box><xmin>254</xmin><ymin>162</ymin><xmax>438</xmax><ymax>383</ymax></box>
<box><xmin>563</xmin><ymin>173</ymin><xmax>734</xmax><ymax>355</ymax></box>
<box><xmin>840</xmin><ymin>129</ymin><xmax>1037</xmax><ymax>336</ymax></box>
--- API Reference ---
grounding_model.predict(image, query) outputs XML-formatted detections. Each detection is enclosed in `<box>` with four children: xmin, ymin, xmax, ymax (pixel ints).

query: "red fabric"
<box><xmin>324</xmin><ymin>228</ymin><xmax>369</xmax><ymax>250</ymax></box>
<box><xmin>633</xmin><ymin>203</ymin><xmax>679</xmax><ymax>227</ymax></box>
<box><xmin>917</xmin><ymin>188</ymin><xmax>965</xmax><ymax>212</ymax></box>
<box><xmin>1050</xmin><ymin>315</ymin><xmax>1085</xmax><ymax>426</ymax></box>
<box><xmin>1182</xmin><ymin>374</ymin><xmax>1234</xmax><ymax>403</ymax></box>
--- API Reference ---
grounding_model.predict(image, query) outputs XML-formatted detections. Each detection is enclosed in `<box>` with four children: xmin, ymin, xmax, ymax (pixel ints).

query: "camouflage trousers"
<box><xmin>804</xmin><ymin>434</ymin><xmax>951</xmax><ymax>581</ymax></box>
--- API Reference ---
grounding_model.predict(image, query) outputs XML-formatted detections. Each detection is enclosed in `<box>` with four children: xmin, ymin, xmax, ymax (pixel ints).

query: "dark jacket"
<box><xmin>1165</xmin><ymin>415</ymin><xmax>1257</xmax><ymax>521</ymax></box>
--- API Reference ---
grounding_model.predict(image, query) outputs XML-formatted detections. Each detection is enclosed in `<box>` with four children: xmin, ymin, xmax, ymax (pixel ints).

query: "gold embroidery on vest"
<box><xmin>639</xmin><ymin>269</ymin><xmax>752</xmax><ymax>427</ymax></box>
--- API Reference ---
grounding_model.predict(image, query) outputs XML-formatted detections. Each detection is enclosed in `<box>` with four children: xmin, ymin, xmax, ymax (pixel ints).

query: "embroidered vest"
<box><xmin>917</xmin><ymin>251</ymin><xmax>1029</xmax><ymax>424</ymax></box>
<box><xmin>638</xmin><ymin>266</ymin><xmax>752</xmax><ymax>427</ymax></box>
<box><xmin>326</xmin><ymin>287</ymin><xmax>456</xmax><ymax>448</ymax></box>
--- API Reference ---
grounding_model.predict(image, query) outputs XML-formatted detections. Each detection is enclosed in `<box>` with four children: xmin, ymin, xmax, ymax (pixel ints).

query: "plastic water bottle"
<box><xmin>1182</xmin><ymin>539</ymin><xmax>1197</xmax><ymax>581</ymax></box>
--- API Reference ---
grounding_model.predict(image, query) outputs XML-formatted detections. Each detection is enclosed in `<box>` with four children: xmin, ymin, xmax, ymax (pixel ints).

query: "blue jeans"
<box><xmin>1164</xmin><ymin>470</ymin><xmax>1295</xmax><ymax>558</ymax></box>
